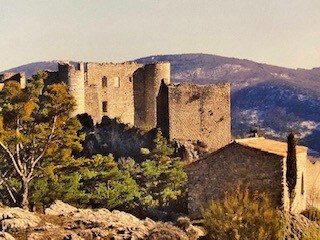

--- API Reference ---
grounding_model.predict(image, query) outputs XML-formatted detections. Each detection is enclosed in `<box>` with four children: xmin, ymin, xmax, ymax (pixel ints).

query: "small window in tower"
<box><xmin>102</xmin><ymin>101</ymin><xmax>108</xmax><ymax>113</ymax></box>
<box><xmin>114</xmin><ymin>77</ymin><xmax>120</xmax><ymax>88</ymax></box>
<box><xmin>102</xmin><ymin>76</ymin><xmax>107</xmax><ymax>87</ymax></box>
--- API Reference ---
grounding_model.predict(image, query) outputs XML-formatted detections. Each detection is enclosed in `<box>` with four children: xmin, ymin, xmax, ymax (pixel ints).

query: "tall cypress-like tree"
<box><xmin>286</xmin><ymin>131</ymin><xmax>297</xmax><ymax>208</ymax></box>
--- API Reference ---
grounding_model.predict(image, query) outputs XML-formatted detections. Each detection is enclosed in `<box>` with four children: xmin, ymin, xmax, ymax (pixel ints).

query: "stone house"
<box><xmin>186</xmin><ymin>137</ymin><xmax>311</xmax><ymax>219</ymax></box>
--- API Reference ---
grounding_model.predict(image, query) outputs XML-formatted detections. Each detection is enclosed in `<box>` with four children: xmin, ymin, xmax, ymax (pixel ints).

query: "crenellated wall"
<box><xmin>0</xmin><ymin>72</ymin><xmax>26</xmax><ymax>90</ymax></box>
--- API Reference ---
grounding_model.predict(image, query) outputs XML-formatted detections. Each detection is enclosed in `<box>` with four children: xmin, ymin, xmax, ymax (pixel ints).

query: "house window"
<box><xmin>301</xmin><ymin>173</ymin><xmax>304</xmax><ymax>195</ymax></box>
<box><xmin>114</xmin><ymin>77</ymin><xmax>120</xmax><ymax>88</ymax></box>
<box><xmin>102</xmin><ymin>76</ymin><xmax>107</xmax><ymax>87</ymax></box>
<box><xmin>102</xmin><ymin>101</ymin><xmax>108</xmax><ymax>112</ymax></box>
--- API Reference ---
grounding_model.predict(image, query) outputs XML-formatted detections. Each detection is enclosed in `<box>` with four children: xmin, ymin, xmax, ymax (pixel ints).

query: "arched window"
<box><xmin>102</xmin><ymin>76</ymin><xmax>107</xmax><ymax>87</ymax></box>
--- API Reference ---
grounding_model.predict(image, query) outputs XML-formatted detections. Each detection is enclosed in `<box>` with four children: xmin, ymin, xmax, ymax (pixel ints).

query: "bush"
<box><xmin>147</xmin><ymin>222</ymin><xmax>188</xmax><ymax>240</ymax></box>
<box><xmin>302</xmin><ymin>207</ymin><xmax>320</xmax><ymax>222</ymax></box>
<box><xmin>202</xmin><ymin>187</ymin><xmax>282</xmax><ymax>240</ymax></box>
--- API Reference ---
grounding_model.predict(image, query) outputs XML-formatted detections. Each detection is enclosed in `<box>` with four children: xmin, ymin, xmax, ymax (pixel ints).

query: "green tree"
<box><xmin>139</xmin><ymin>131</ymin><xmax>187</xmax><ymax>209</ymax></box>
<box><xmin>286</xmin><ymin>131</ymin><xmax>297</xmax><ymax>210</ymax></box>
<box><xmin>30</xmin><ymin>154</ymin><xmax>141</xmax><ymax>212</ymax></box>
<box><xmin>0</xmin><ymin>72</ymin><xmax>83</xmax><ymax>209</ymax></box>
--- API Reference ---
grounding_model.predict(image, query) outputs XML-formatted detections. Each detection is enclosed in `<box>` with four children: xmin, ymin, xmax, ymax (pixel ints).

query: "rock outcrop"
<box><xmin>0</xmin><ymin>201</ymin><xmax>204</xmax><ymax>240</ymax></box>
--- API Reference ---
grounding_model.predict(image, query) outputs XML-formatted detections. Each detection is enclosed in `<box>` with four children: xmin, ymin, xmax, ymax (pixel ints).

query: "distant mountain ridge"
<box><xmin>1</xmin><ymin>54</ymin><xmax>320</xmax><ymax>151</ymax></box>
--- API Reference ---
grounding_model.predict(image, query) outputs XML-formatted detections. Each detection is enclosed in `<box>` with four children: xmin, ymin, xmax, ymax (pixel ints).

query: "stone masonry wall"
<box><xmin>85</xmin><ymin>62</ymin><xmax>142</xmax><ymax>124</ymax></box>
<box><xmin>290</xmin><ymin>152</ymin><xmax>308</xmax><ymax>213</ymax></box>
<box><xmin>168</xmin><ymin>82</ymin><xmax>231</xmax><ymax>152</ymax></box>
<box><xmin>132</xmin><ymin>68</ymin><xmax>146</xmax><ymax>128</ymax></box>
<box><xmin>186</xmin><ymin>143</ymin><xmax>284</xmax><ymax>219</ymax></box>
<box><xmin>85</xmin><ymin>84</ymin><xmax>101</xmax><ymax>123</ymax></box>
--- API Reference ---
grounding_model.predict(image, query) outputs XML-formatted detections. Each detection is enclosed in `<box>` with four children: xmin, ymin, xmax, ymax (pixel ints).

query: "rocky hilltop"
<box><xmin>2</xmin><ymin>53</ymin><xmax>320</xmax><ymax>151</ymax></box>
<box><xmin>0</xmin><ymin>201</ymin><xmax>204</xmax><ymax>240</ymax></box>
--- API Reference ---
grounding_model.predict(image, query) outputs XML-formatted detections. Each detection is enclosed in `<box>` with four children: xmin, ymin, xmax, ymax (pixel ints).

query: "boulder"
<box><xmin>0</xmin><ymin>232</ymin><xmax>15</xmax><ymax>240</ymax></box>
<box><xmin>44</xmin><ymin>201</ymin><xmax>155</xmax><ymax>239</ymax></box>
<box><xmin>0</xmin><ymin>202</ymin><xmax>203</xmax><ymax>239</ymax></box>
<box><xmin>44</xmin><ymin>200</ymin><xmax>78</xmax><ymax>216</ymax></box>
<box><xmin>0</xmin><ymin>207</ymin><xmax>41</xmax><ymax>232</ymax></box>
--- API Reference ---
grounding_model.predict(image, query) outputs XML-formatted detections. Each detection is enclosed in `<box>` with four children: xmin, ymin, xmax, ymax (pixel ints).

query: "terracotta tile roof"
<box><xmin>236</xmin><ymin>137</ymin><xmax>308</xmax><ymax>157</ymax></box>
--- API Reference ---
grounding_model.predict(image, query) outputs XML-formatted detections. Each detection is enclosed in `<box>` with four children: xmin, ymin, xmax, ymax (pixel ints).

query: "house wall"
<box><xmin>289</xmin><ymin>152</ymin><xmax>308</xmax><ymax>213</ymax></box>
<box><xmin>186</xmin><ymin>143</ymin><xmax>284</xmax><ymax>219</ymax></box>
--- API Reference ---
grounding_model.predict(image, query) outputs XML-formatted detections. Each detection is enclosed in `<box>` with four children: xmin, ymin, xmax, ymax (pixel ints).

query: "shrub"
<box><xmin>175</xmin><ymin>216</ymin><xmax>191</xmax><ymax>230</ymax></box>
<box><xmin>147</xmin><ymin>222</ymin><xmax>188</xmax><ymax>240</ymax></box>
<box><xmin>302</xmin><ymin>207</ymin><xmax>320</xmax><ymax>222</ymax></box>
<box><xmin>202</xmin><ymin>187</ymin><xmax>282</xmax><ymax>240</ymax></box>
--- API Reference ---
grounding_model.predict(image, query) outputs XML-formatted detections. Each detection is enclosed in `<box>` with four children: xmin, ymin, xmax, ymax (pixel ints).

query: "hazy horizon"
<box><xmin>1</xmin><ymin>0</ymin><xmax>319</xmax><ymax>71</ymax></box>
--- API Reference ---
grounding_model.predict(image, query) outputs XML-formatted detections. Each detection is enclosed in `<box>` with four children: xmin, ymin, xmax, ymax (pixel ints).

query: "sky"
<box><xmin>0</xmin><ymin>0</ymin><xmax>319</xmax><ymax>71</ymax></box>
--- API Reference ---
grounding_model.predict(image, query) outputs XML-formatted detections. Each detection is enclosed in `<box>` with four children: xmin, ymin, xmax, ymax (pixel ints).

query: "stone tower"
<box><xmin>143</xmin><ymin>62</ymin><xmax>170</xmax><ymax>129</ymax></box>
<box><xmin>58</xmin><ymin>62</ymin><xmax>86</xmax><ymax>117</ymax></box>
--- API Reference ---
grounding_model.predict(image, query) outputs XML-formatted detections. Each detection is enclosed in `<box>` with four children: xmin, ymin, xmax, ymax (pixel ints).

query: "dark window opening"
<box><xmin>102</xmin><ymin>76</ymin><xmax>107</xmax><ymax>87</ymax></box>
<box><xmin>102</xmin><ymin>101</ymin><xmax>108</xmax><ymax>112</ymax></box>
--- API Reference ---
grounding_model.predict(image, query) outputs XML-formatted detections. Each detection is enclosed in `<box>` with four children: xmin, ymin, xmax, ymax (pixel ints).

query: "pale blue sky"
<box><xmin>0</xmin><ymin>0</ymin><xmax>319</xmax><ymax>71</ymax></box>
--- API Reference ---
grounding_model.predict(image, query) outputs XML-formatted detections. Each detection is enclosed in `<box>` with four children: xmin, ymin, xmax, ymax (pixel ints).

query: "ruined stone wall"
<box><xmin>85</xmin><ymin>84</ymin><xmax>101</xmax><ymax>123</ymax></box>
<box><xmin>186</xmin><ymin>143</ymin><xmax>284</xmax><ymax>219</ymax></box>
<box><xmin>168</xmin><ymin>82</ymin><xmax>231</xmax><ymax>152</ymax></box>
<box><xmin>85</xmin><ymin>62</ymin><xmax>142</xmax><ymax>124</ymax></box>
<box><xmin>0</xmin><ymin>72</ymin><xmax>26</xmax><ymax>89</ymax></box>
<box><xmin>0</xmin><ymin>72</ymin><xmax>17</xmax><ymax>81</ymax></box>
<box><xmin>45</xmin><ymin>71</ymin><xmax>59</xmax><ymax>85</ymax></box>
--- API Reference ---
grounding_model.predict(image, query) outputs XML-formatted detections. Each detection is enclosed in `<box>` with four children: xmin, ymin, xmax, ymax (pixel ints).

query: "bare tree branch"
<box><xmin>0</xmin><ymin>141</ymin><xmax>23</xmax><ymax>177</ymax></box>
<box><xmin>27</xmin><ymin>115</ymin><xmax>57</xmax><ymax>180</ymax></box>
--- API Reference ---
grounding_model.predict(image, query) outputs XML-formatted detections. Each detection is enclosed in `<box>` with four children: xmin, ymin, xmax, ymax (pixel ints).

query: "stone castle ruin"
<box><xmin>42</xmin><ymin>61</ymin><xmax>231</xmax><ymax>153</ymax></box>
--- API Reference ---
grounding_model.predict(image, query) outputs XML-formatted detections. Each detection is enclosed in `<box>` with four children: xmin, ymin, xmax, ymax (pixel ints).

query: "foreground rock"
<box><xmin>0</xmin><ymin>232</ymin><xmax>15</xmax><ymax>240</ymax></box>
<box><xmin>0</xmin><ymin>201</ymin><xmax>204</xmax><ymax>240</ymax></box>
<box><xmin>0</xmin><ymin>207</ymin><xmax>41</xmax><ymax>232</ymax></box>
